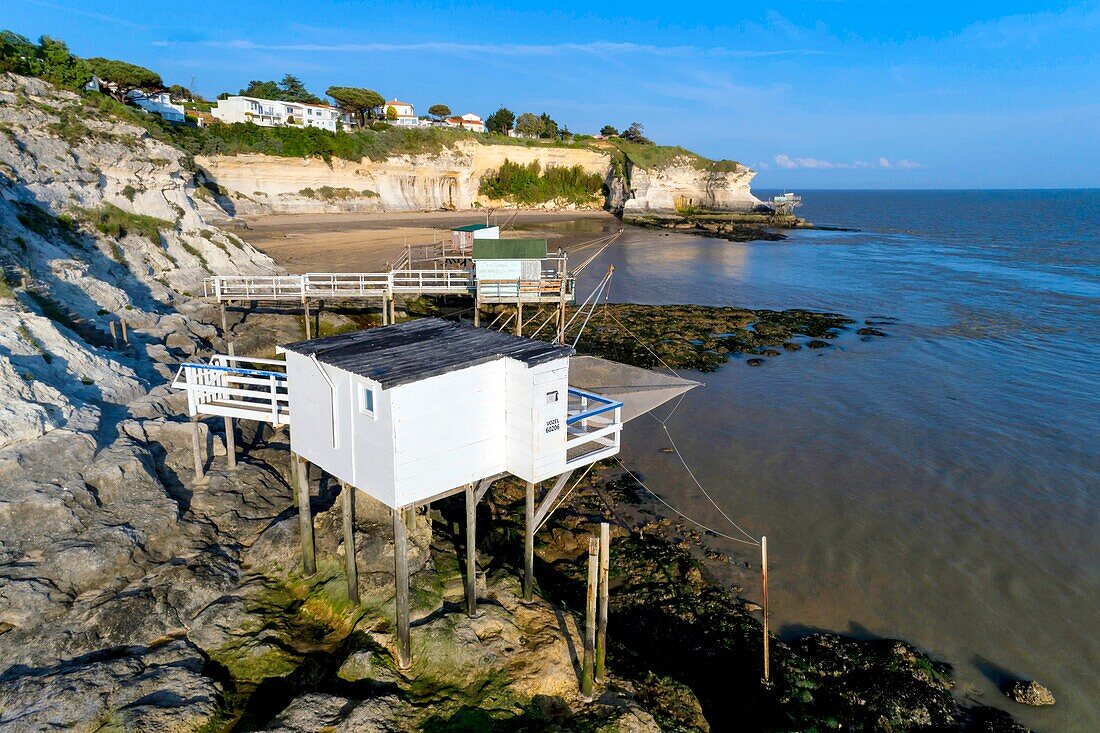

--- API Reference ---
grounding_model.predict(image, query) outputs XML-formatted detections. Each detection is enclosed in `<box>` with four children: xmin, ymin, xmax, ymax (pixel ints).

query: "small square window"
<box><xmin>545</xmin><ymin>390</ymin><xmax>559</xmax><ymax>404</ymax></box>
<box><xmin>358</xmin><ymin>383</ymin><xmax>376</xmax><ymax>417</ymax></box>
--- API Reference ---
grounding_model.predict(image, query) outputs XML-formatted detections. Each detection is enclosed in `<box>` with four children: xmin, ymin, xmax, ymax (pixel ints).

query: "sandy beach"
<box><xmin>238</xmin><ymin>209</ymin><xmax>622</xmax><ymax>272</ymax></box>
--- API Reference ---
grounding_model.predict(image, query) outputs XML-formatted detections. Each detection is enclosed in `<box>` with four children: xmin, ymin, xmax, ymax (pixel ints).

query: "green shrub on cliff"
<box><xmin>75</xmin><ymin>203</ymin><xmax>172</xmax><ymax>245</ymax></box>
<box><xmin>478</xmin><ymin>159</ymin><xmax>604</xmax><ymax>205</ymax></box>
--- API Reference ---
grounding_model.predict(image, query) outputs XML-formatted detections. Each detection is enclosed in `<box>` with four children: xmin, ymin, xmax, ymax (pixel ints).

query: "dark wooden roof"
<box><xmin>282</xmin><ymin>318</ymin><xmax>573</xmax><ymax>389</ymax></box>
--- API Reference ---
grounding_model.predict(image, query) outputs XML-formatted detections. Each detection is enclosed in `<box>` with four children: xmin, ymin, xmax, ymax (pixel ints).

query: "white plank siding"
<box><xmin>390</xmin><ymin>360</ymin><xmax>507</xmax><ymax>505</ymax></box>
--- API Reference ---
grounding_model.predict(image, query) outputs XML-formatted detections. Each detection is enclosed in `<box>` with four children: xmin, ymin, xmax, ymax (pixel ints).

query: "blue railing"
<box><xmin>566</xmin><ymin>388</ymin><xmax>623</xmax><ymax>425</ymax></box>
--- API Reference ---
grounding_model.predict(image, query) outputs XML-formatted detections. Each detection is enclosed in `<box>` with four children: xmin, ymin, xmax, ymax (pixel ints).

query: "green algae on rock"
<box><xmin>554</xmin><ymin>304</ymin><xmax>858</xmax><ymax>371</ymax></box>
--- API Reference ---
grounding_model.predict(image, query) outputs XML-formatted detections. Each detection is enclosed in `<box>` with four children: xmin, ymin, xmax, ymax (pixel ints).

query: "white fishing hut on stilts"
<box><xmin>278</xmin><ymin>318</ymin><xmax>626</xmax><ymax>668</ymax></box>
<box><xmin>174</xmin><ymin>316</ymin><xmax>695</xmax><ymax>672</ymax></box>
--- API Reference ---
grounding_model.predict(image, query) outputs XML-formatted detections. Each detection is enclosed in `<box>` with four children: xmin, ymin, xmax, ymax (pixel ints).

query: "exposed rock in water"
<box><xmin>558</xmin><ymin>303</ymin><xmax>857</xmax><ymax>372</ymax></box>
<box><xmin>1004</xmin><ymin>679</ymin><xmax>1055</xmax><ymax>706</ymax></box>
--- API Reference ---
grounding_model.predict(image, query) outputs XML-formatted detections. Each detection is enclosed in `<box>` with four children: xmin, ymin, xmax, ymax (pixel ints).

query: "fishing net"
<box><xmin>568</xmin><ymin>355</ymin><xmax>700</xmax><ymax>423</ymax></box>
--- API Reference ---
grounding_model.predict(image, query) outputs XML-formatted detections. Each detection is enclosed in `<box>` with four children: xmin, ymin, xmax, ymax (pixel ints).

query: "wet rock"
<box><xmin>857</xmin><ymin>327</ymin><xmax>887</xmax><ymax>337</ymax></box>
<box><xmin>1004</xmin><ymin>679</ymin><xmax>1055</xmax><ymax>706</ymax></box>
<box><xmin>806</xmin><ymin>340</ymin><xmax>830</xmax><ymax>349</ymax></box>
<box><xmin>746</xmin><ymin>358</ymin><xmax>765</xmax><ymax>367</ymax></box>
<box><xmin>760</xmin><ymin>349</ymin><xmax>781</xmax><ymax>357</ymax></box>
<box><xmin>782</xmin><ymin>342</ymin><xmax>801</xmax><ymax>351</ymax></box>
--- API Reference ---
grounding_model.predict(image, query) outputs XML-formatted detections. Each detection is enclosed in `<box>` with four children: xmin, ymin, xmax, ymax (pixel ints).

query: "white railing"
<box><xmin>391</xmin><ymin>269</ymin><xmax>474</xmax><ymax>293</ymax></box>
<box><xmin>305</xmin><ymin>272</ymin><xmax>392</xmax><ymax>298</ymax></box>
<box><xmin>564</xmin><ymin>387</ymin><xmax>622</xmax><ymax>467</ymax></box>
<box><xmin>171</xmin><ymin>355</ymin><xmax>290</xmax><ymax>425</ymax></box>
<box><xmin>204</xmin><ymin>270</ymin><xmax>478</xmax><ymax>302</ymax></box>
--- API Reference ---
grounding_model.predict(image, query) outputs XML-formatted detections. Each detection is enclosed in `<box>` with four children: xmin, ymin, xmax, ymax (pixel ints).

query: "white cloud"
<box><xmin>774</xmin><ymin>154</ymin><xmax>924</xmax><ymax>170</ymax></box>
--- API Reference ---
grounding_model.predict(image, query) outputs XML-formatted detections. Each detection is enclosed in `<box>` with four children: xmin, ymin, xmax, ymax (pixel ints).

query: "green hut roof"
<box><xmin>452</xmin><ymin>223</ymin><xmax>494</xmax><ymax>232</ymax></box>
<box><xmin>472</xmin><ymin>238</ymin><xmax>548</xmax><ymax>260</ymax></box>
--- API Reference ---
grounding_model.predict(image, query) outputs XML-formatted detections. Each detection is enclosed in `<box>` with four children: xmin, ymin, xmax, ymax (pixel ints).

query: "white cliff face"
<box><xmin>195</xmin><ymin>141</ymin><xmax>614</xmax><ymax>214</ymax></box>
<box><xmin>197</xmin><ymin>144</ymin><xmax>761</xmax><ymax>217</ymax></box>
<box><xmin>621</xmin><ymin>157</ymin><xmax>761</xmax><ymax>216</ymax></box>
<box><xmin>0</xmin><ymin>72</ymin><xmax>281</xmax><ymax>451</ymax></box>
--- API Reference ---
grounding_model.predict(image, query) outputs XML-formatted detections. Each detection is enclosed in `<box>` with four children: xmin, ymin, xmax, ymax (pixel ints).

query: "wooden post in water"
<box><xmin>581</xmin><ymin>535</ymin><xmax>599</xmax><ymax>699</ymax></box>
<box><xmin>473</xmin><ymin>295</ymin><xmax>480</xmax><ymax>328</ymax></box>
<box><xmin>394</xmin><ymin>506</ymin><xmax>412</xmax><ymax>669</ymax></box>
<box><xmin>524</xmin><ymin>480</ymin><xmax>535</xmax><ymax>601</ymax></box>
<box><xmin>762</xmin><ymin>535</ymin><xmax>770</xmax><ymax>683</ymax></box>
<box><xmin>341</xmin><ymin>482</ymin><xmax>359</xmax><ymax>605</ymax></box>
<box><xmin>515</xmin><ymin>301</ymin><xmax>523</xmax><ymax>336</ymax></box>
<box><xmin>389</xmin><ymin>295</ymin><xmax>396</xmax><ymax>324</ymax></box>
<box><xmin>465</xmin><ymin>483</ymin><xmax>477</xmax><ymax>616</ymax></box>
<box><xmin>381</xmin><ymin>296</ymin><xmax>389</xmax><ymax>326</ymax></box>
<box><xmin>120</xmin><ymin>317</ymin><xmax>128</xmax><ymax>344</ymax></box>
<box><xmin>190</xmin><ymin>416</ymin><xmax>204</xmax><ymax>482</ymax></box>
<box><xmin>223</xmin><ymin>416</ymin><xmax>236</xmax><ymax>470</ymax></box>
<box><xmin>303</xmin><ymin>299</ymin><xmax>311</xmax><ymax>339</ymax></box>
<box><xmin>109</xmin><ymin>320</ymin><xmax>118</xmax><ymax>348</ymax></box>
<box><xmin>295</xmin><ymin>455</ymin><xmax>315</xmax><ymax>576</ymax></box>
<box><xmin>596</xmin><ymin>522</ymin><xmax>610</xmax><ymax>683</ymax></box>
<box><xmin>220</xmin><ymin>303</ymin><xmax>228</xmax><ymax>340</ymax></box>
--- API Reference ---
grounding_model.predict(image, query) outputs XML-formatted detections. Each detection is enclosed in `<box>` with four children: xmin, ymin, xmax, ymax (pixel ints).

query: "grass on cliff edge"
<box><xmin>608</xmin><ymin>139</ymin><xmax>742</xmax><ymax>174</ymax></box>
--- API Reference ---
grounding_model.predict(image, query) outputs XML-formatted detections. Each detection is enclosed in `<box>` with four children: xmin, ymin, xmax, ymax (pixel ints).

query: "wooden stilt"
<box><xmin>405</xmin><ymin>503</ymin><xmax>416</xmax><ymax>531</ymax></box>
<box><xmin>524</xmin><ymin>480</ymin><xmax>535</xmax><ymax>601</ymax></box>
<box><xmin>515</xmin><ymin>301</ymin><xmax>523</xmax><ymax>337</ymax></box>
<box><xmin>223</xmin><ymin>416</ymin><xmax>236</xmax><ymax>470</ymax></box>
<box><xmin>295</xmin><ymin>455</ymin><xmax>315</xmax><ymax>576</ymax></box>
<box><xmin>342</xmin><ymin>483</ymin><xmax>359</xmax><ymax>605</ymax></box>
<box><xmin>473</xmin><ymin>297</ymin><xmax>480</xmax><ymax>328</ymax></box>
<box><xmin>465</xmin><ymin>483</ymin><xmax>477</xmax><ymax>616</ymax></box>
<box><xmin>762</xmin><ymin>535</ymin><xmax>770</xmax><ymax>682</ymax></box>
<box><xmin>120</xmin><ymin>317</ymin><xmax>128</xmax><ymax>344</ymax></box>
<box><xmin>220</xmin><ymin>303</ymin><xmax>228</xmax><ymax>340</ymax></box>
<box><xmin>303</xmin><ymin>299</ymin><xmax>311</xmax><ymax>339</ymax></box>
<box><xmin>581</xmin><ymin>536</ymin><xmax>599</xmax><ymax>699</ymax></box>
<box><xmin>394</xmin><ymin>506</ymin><xmax>412</xmax><ymax>669</ymax></box>
<box><xmin>227</xmin><ymin>341</ymin><xmax>235</xmax><ymax>357</ymax></box>
<box><xmin>109</xmin><ymin>320</ymin><xmax>118</xmax><ymax>348</ymax></box>
<box><xmin>381</xmin><ymin>296</ymin><xmax>389</xmax><ymax>326</ymax></box>
<box><xmin>389</xmin><ymin>295</ymin><xmax>396</xmax><ymax>324</ymax></box>
<box><xmin>190</xmin><ymin>416</ymin><xmax>204</xmax><ymax>482</ymax></box>
<box><xmin>596</xmin><ymin>522</ymin><xmax>610</xmax><ymax>683</ymax></box>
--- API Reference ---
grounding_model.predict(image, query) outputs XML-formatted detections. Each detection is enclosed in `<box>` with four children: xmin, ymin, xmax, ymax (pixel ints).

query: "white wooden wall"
<box><xmin>504</xmin><ymin>357</ymin><xmax>568</xmax><ymax>482</ymax></box>
<box><xmin>390</xmin><ymin>360</ymin><xmax>507</xmax><ymax>505</ymax></box>
<box><xmin>287</xmin><ymin>351</ymin><xmax>570</xmax><ymax>508</ymax></box>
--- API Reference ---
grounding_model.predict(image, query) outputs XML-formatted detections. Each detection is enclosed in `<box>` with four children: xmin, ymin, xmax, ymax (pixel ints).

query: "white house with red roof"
<box><xmin>375</xmin><ymin>98</ymin><xmax>421</xmax><ymax>127</ymax></box>
<box><xmin>444</xmin><ymin>113</ymin><xmax>487</xmax><ymax>133</ymax></box>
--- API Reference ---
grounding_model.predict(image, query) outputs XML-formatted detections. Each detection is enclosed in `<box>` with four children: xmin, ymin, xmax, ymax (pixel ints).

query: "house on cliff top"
<box><xmin>211</xmin><ymin>95</ymin><xmax>342</xmax><ymax>131</ymax></box>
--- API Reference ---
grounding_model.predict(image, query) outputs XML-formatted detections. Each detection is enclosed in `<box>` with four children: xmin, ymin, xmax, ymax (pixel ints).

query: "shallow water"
<box><xmin>574</xmin><ymin>190</ymin><xmax>1099</xmax><ymax>731</ymax></box>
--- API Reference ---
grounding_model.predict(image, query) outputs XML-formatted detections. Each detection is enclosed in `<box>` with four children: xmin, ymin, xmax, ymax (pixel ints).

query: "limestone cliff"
<box><xmin>195</xmin><ymin>141</ymin><xmax>761</xmax><ymax>217</ymax></box>
<box><xmin>195</xmin><ymin>141</ymin><xmax>613</xmax><ymax>215</ymax></box>
<box><xmin>621</xmin><ymin>156</ymin><xmax>761</xmax><ymax>217</ymax></box>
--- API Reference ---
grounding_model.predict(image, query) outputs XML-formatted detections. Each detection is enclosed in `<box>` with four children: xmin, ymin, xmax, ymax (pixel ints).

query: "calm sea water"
<box><xmin>576</xmin><ymin>190</ymin><xmax>1099</xmax><ymax>731</ymax></box>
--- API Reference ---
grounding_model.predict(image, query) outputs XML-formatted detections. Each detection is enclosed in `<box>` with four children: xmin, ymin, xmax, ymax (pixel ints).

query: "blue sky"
<box><xmin>6</xmin><ymin>0</ymin><xmax>1099</xmax><ymax>188</ymax></box>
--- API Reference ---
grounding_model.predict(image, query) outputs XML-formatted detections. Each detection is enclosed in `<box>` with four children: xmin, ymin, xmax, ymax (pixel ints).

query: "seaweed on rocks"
<box><xmin>548</xmin><ymin>303</ymin><xmax>859</xmax><ymax>371</ymax></box>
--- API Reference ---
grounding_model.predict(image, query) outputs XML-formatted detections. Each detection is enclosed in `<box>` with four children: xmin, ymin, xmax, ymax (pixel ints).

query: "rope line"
<box><xmin>613</xmin><ymin>457</ymin><xmax>760</xmax><ymax>546</ymax></box>
<box><xmin>597</xmin><ymin>307</ymin><xmax>761</xmax><ymax>546</ymax></box>
<box><xmin>535</xmin><ymin>462</ymin><xmax>596</xmax><ymax>534</ymax></box>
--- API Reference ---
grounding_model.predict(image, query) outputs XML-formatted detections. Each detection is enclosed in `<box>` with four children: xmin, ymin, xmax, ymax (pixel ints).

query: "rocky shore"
<box><xmin>0</xmin><ymin>71</ymin><xmax>1033</xmax><ymax>732</ymax></box>
<box><xmin>624</xmin><ymin>211</ymin><xmax>810</xmax><ymax>243</ymax></box>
